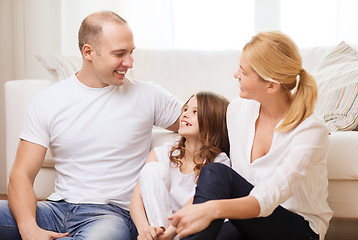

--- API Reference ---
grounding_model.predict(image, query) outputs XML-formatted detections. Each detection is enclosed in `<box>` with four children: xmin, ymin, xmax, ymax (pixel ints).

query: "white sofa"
<box><xmin>5</xmin><ymin>46</ymin><xmax>358</xmax><ymax>224</ymax></box>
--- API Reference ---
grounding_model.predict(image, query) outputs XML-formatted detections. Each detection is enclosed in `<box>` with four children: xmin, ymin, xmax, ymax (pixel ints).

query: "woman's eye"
<box><xmin>194</xmin><ymin>110</ymin><xmax>197</xmax><ymax>114</ymax></box>
<box><xmin>240</xmin><ymin>68</ymin><xmax>247</xmax><ymax>76</ymax></box>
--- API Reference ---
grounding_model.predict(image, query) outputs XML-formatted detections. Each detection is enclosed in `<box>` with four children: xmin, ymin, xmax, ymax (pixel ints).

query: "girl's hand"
<box><xmin>170</xmin><ymin>202</ymin><xmax>214</xmax><ymax>239</ymax></box>
<box><xmin>157</xmin><ymin>225</ymin><xmax>177</xmax><ymax>240</ymax></box>
<box><xmin>157</xmin><ymin>232</ymin><xmax>174</xmax><ymax>240</ymax></box>
<box><xmin>137</xmin><ymin>226</ymin><xmax>164</xmax><ymax>240</ymax></box>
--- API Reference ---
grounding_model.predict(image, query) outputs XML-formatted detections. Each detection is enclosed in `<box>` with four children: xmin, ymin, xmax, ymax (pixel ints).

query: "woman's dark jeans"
<box><xmin>183</xmin><ymin>163</ymin><xmax>319</xmax><ymax>240</ymax></box>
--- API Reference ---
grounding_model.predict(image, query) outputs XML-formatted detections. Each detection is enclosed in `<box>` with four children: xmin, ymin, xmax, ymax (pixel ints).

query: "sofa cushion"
<box><xmin>314</xmin><ymin>41</ymin><xmax>358</xmax><ymax>131</ymax></box>
<box><xmin>327</xmin><ymin>131</ymin><xmax>358</xmax><ymax>180</ymax></box>
<box><xmin>35</xmin><ymin>52</ymin><xmax>82</xmax><ymax>81</ymax></box>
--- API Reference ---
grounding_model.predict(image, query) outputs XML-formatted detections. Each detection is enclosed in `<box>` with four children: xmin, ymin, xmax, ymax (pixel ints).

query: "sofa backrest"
<box><xmin>128</xmin><ymin>49</ymin><xmax>241</xmax><ymax>102</ymax></box>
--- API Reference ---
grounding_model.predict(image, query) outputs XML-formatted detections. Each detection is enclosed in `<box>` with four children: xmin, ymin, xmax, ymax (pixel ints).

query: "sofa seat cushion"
<box><xmin>327</xmin><ymin>131</ymin><xmax>358</xmax><ymax>180</ymax></box>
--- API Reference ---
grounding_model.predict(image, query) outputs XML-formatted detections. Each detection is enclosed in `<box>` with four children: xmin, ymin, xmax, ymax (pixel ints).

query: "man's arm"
<box><xmin>165</xmin><ymin>117</ymin><xmax>180</xmax><ymax>132</ymax></box>
<box><xmin>8</xmin><ymin>139</ymin><xmax>69</xmax><ymax>240</ymax></box>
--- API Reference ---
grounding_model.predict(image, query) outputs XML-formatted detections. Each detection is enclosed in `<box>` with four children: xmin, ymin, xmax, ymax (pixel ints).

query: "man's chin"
<box><xmin>111</xmin><ymin>78</ymin><xmax>126</xmax><ymax>86</ymax></box>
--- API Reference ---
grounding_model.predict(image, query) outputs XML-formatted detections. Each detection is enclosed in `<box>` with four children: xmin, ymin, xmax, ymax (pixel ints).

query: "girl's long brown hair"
<box><xmin>169</xmin><ymin>91</ymin><xmax>230</xmax><ymax>177</ymax></box>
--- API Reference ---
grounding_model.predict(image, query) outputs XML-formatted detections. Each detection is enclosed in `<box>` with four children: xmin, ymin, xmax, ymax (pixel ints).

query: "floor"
<box><xmin>326</xmin><ymin>218</ymin><xmax>358</xmax><ymax>240</ymax></box>
<box><xmin>0</xmin><ymin>194</ymin><xmax>357</xmax><ymax>239</ymax></box>
<box><xmin>0</xmin><ymin>194</ymin><xmax>7</xmax><ymax>200</ymax></box>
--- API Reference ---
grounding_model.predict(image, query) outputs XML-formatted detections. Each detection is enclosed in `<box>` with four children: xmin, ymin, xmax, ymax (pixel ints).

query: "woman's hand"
<box><xmin>137</xmin><ymin>225</ymin><xmax>164</xmax><ymax>240</ymax></box>
<box><xmin>169</xmin><ymin>201</ymin><xmax>215</xmax><ymax>239</ymax></box>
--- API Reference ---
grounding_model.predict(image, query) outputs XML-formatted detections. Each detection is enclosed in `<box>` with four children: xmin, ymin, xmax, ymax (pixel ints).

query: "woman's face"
<box><xmin>234</xmin><ymin>55</ymin><xmax>268</xmax><ymax>101</ymax></box>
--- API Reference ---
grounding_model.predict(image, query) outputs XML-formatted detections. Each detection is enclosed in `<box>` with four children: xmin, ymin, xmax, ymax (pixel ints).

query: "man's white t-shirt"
<box><xmin>227</xmin><ymin>97</ymin><xmax>333</xmax><ymax>239</ymax></box>
<box><xmin>154</xmin><ymin>142</ymin><xmax>231</xmax><ymax>213</ymax></box>
<box><xmin>20</xmin><ymin>75</ymin><xmax>182</xmax><ymax>210</ymax></box>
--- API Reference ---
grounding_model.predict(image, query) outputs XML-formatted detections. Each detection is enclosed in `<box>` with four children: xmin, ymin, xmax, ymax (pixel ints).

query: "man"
<box><xmin>0</xmin><ymin>11</ymin><xmax>181</xmax><ymax>240</ymax></box>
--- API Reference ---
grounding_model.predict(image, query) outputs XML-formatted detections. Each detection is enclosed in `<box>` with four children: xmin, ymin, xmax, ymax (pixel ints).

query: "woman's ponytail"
<box><xmin>277</xmin><ymin>69</ymin><xmax>318</xmax><ymax>131</ymax></box>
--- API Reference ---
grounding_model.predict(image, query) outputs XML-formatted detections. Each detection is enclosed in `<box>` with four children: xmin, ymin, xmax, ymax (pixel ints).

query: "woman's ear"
<box><xmin>266</xmin><ymin>81</ymin><xmax>281</xmax><ymax>93</ymax></box>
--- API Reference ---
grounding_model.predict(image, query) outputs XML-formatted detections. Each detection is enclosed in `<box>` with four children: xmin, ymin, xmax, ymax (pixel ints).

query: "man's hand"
<box><xmin>169</xmin><ymin>202</ymin><xmax>214</xmax><ymax>239</ymax></box>
<box><xmin>20</xmin><ymin>225</ymin><xmax>69</xmax><ymax>240</ymax></box>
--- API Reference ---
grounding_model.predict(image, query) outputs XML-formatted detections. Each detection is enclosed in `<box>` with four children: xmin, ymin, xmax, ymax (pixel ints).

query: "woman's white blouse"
<box><xmin>227</xmin><ymin>97</ymin><xmax>333</xmax><ymax>238</ymax></box>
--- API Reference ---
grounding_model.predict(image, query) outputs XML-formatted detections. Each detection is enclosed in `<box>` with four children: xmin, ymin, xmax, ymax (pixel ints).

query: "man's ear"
<box><xmin>82</xmin><ymin>44</ymin><xmax>93</xmax><ymax>60</ymax></box>
<box><xmin>266</xmin><ymin>81</ymin><xmax>280</xmax><ymax>93</ymax></box>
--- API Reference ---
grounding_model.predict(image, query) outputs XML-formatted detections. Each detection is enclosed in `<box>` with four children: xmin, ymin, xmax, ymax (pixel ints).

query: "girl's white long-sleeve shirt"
<box><xmin>227</xmin><ymin>97</ymin><xmax>333</xmax><ymax>239</ymax></box>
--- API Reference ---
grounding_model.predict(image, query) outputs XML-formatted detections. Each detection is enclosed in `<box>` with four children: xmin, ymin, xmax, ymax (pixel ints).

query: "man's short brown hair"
<box><xmin>78</xmin><ymin>11</ymin><xmax>127</xmax><ymax>54</ymax></box>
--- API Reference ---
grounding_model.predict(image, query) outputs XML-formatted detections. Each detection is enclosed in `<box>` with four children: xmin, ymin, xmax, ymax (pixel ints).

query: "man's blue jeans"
<box><xmin>0</xmin><ymin>200</ymin><xmax>137</xmax><ymax>240</ymax></box>
<box><xmin>183</xmin><ymin>163</ymin><xmax>320</xmax><ymax>240</ymax></box>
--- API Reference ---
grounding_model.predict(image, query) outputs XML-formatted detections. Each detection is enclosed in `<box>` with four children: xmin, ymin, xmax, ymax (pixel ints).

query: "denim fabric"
<box><xmin>183</xmin><ymin>163</ymin><xmax>319</xmax><ymax>240</ymax></box>
<box><xmin>0</xmin><ymin>200</ymin><xmax>137</xmax><ymax>240</ymax></box>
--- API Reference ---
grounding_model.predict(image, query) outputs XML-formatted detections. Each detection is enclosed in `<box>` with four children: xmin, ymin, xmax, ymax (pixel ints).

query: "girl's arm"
<box><xmin>130</xmin><ymin>150</ymin><xmax>164</xmax><ymax>239</ymax></box>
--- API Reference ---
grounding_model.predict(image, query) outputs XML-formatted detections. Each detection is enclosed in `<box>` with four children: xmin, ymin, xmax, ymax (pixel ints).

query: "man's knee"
<box><xmin>0</xmin><ymin>200</ymin><xmax>21</xmax><ymax>240</ymax></box>
<box><xmin>75</xmin><ymin>216</ymin><xmax>136</xmax><ymax>240</ymax></box>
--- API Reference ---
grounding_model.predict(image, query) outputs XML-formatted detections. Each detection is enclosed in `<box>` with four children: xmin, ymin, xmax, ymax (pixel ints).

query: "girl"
<box><xmin>130</xmin><ymin>91</ymin><xmax>231</xmax><ymax>240</ymax></box>
<box><xmin>170</xmin><ymin>31</ymin><xmax>333</xmax><ymax>240</ymax></box>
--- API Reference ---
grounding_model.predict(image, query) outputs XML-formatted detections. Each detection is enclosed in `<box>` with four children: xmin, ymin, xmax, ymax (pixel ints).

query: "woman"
<box><xmin>130</xmin><ymin>91</ymin><xmax>231</xmax><ymax>240</ymax></box>
<box><xmin>170</xmin><ymin>31</ymin><xmax>333</xmax><ymax>240</ymax></box>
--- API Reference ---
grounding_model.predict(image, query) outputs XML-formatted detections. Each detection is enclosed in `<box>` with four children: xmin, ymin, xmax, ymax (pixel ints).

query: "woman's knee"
<box><xmin>199</xmin><ymin>162</ymin><xmax>232</xmax><ymax>182</ymax></box>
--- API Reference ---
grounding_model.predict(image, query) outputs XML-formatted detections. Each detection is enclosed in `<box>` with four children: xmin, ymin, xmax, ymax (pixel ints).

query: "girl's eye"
<box><xmin>193</xmin><ymin>110</ymin><xmax>197</xmax><ymax>114</ymax></box>
<box><xmin>183</xmin><ymin>107</ymin><xmax>188</xmax><ymax>112</ymax></box>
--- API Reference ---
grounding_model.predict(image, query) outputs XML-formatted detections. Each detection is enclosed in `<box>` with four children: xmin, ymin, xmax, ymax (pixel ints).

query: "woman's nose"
<box><xmin>234</xmin><ymin>71</ymin><xmax>241</xmax><ymax>80</ymax></box>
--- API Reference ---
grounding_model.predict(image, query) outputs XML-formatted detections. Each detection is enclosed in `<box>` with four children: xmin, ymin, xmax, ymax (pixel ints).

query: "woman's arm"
<box><xmin>130</xmin><ymin>150</ymin><xmax>164</xmax><ymax>240</ymax></box>
<box><xmin>170</xmin><ymin>195</ymin><xmax>260</xmax><ymax>239</ymax></box>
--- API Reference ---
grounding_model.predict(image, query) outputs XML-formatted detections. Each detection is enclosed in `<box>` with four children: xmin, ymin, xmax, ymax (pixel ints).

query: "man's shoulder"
<box><xmin>41</xmin><ymin>76</ymin><xmax>75</xmax><ymax>93</ymax></box>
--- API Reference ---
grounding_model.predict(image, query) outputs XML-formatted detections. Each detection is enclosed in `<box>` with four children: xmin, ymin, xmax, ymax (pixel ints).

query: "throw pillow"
<box><xmin>314</xmin><ymin>41</ymin><xmax>358</xmax><ymax>131</ymax></box>
<box><xmin>35</xmin><ymin>52</ymin><xmax>82</xmax><ymax>81</ymax></box>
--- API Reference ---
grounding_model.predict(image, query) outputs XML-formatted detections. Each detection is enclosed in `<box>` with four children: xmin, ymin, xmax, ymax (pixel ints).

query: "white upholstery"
<box><xmin>5</xmin><ymin>48</ymin><xmax>358</xmax><ymax>219</ymax></box>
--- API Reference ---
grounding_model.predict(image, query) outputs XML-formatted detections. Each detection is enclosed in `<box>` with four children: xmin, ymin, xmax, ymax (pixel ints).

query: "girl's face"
<box><xmin>178</xmin><ymin>96</ymin><xmax>200</xmax><ymax>140</ymax></box>
<box><xmin>234</xmin><ymin>55</ymin><xmax>268</xmax><ymax>101</ymax></box>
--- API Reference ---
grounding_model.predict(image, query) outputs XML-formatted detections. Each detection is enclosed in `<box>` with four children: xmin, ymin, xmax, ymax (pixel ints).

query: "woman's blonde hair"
<box><xmin>169</xmin><ymin>91</ymin><xmax>230</xmax><ymax>177</ymax></box>
<box><xmin>243</xmin><ymin>30</ymin><xmax>317</xmax><ymax>131</ymax></box>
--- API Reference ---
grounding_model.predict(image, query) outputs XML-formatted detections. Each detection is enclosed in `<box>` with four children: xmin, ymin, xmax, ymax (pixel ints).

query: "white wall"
<box><xmin>0</xmin><ymin>0</ymin><xmax>14</xmax><ymax>194</ymax></box>
<box><xmin>0</xmin><ymin>0</ymin><xmax>62</xmax><ymax>194</ymax></box>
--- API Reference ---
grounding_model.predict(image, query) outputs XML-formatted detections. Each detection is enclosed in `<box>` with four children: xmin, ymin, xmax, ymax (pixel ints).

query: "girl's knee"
<box><xmin>140</xmin><ymin>162</ymin><xmax>170</xmax><ymax>183</ymax></box>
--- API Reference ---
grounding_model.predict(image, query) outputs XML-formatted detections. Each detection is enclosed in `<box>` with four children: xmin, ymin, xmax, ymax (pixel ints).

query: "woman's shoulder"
<box><xmin>288</xmin><ymin>114</ymin><xmax>329</xmax><ymax>147</ymax></box>
<box><xmin>228</xmin><ymin>97</ymin><xmax>259</xmax><ymax>113</ymax></box>
<box><xmin>296</xmin><ymin>114</ymin><xmax>328</xmax><ymax>134</ymax></box>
